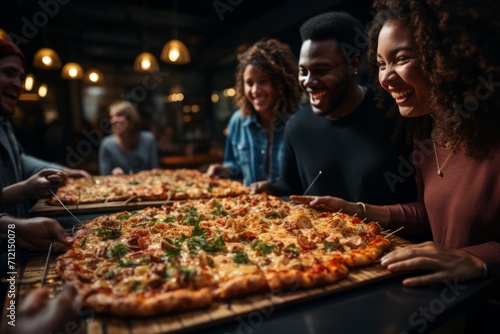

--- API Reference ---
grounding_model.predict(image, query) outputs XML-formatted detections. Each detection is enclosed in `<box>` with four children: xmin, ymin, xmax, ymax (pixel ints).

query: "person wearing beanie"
<box><xmin>0</xmin><ymin>39</ymin><xmax>90</xmax><ymax>218</ymax></box>
<box><xmin>0</xmin><ymin>38</ymin><xmax>83</xmax><ymax>333</ymax></box>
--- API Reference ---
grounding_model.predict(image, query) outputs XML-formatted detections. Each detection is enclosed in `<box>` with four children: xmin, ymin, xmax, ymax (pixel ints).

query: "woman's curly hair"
<box><xmin>234</xmin><ymin>38</ymin><xmax>302</xmax><ymax>118</ymax></box>
<box><xmin>368</xmin><ymin>0</ymin><xmax>500</xmax><ymax>159</ymax></box>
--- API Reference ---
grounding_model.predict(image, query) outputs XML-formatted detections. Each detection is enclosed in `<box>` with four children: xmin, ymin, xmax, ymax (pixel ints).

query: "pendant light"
<box><xmin>33</xmin><ymin>47</ymin><xmax>62</xmax><ymax>69</ymax></box>
<box><xmin>134</xmin><ymin>52</ymin><xmax>159</xmax><ymax>72</ymax></box>
<box><xmin>61</xmin><ymin>62</ymin><xmax>84</xmax><ymax>79</ymax></box>
<box><xmin>61</xmin><ymin>27</ymin><xmax>85</xmax><ymax>80</ymax></box>
<box><xmin>134</xmin><ymin>0</ymin><xmax>159</xmax><ymax>72</ymax></box>
<box><xmin>85</xmin><ymin>68</ymin><xmax>104</xmax><ymax>84</ymax></box>
<box><xmin>33</xmin><ymin>28</ymin><xmax>62</xmax><ymax>70</ymax></box>
<box><xmin>161</xmin><ymin>0</ymin><xmax>190</xmax><ymax>65</ymax></box>
<box><xmin>23</xmin><ymin>73</ymin><xmax>35</xmax><ymax>91</ymax></box>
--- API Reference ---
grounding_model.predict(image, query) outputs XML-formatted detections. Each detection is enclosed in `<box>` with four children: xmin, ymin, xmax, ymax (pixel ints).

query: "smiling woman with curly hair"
<box><xmin>206</xmin><ymin>38</ymin><xmax>302</xmax><ymax>185</ymax></box>
<box><xmin>290</xmin><ymin>2</ymin><xmax>500</xmax><ymax>330</ymax></box>
<box><xmin>367</xmin><ymin>0</ymin><xmax>500</xmax><ymax>158</ymax></box>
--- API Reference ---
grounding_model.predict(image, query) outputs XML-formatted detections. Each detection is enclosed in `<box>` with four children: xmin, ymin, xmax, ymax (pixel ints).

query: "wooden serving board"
<box><xmin>2</xmin><ymin>236</ymin><xmax>411</xmax><ymax>334</ymax></box>
<box><xmin>29</xmin><ymin>198</ymin><xmax>174</xmax><ymax>217</ymax></box>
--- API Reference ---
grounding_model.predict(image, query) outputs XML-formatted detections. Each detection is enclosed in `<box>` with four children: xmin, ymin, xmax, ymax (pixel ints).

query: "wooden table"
<box><xmin>1</xmin><ymin>236</ymin><xmax>456</xmax><ymax>334</ymax></box>
<box><xmin>160</xmin><ymin>153</ymin><xmax>222</xmax><ymax>169</ymax></box>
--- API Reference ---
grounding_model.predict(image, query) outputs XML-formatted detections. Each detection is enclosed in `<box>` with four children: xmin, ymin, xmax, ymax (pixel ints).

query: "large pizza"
<box><xmin>55</xmin><ymin>193</ymin><xmax>391</xmax><ymax>316</ymax></box>
<box><xmin>47</xmin><ymin>169</ymin><xmax>249</xmax><ymax>205</ymax></box>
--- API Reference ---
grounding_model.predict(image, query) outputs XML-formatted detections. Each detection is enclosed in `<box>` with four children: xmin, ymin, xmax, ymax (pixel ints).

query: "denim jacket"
<box><xmin>222</xmin><ymin>109</ymin><xmax>287</xmax><ymax>185</ymax></box>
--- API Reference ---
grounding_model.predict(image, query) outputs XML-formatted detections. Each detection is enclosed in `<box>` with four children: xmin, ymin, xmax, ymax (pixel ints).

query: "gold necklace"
<box><xmin>433</xmin><ymin>134</ymin><xmax>464</xmax><ymax>177</ymax></box>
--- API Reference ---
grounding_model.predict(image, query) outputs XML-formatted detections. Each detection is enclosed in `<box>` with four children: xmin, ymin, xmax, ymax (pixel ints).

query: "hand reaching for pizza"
<box><xmin>1</xmin><ymin>169</ymin><xmax>67</xmax><ymax>206</ymax></box>
<box><xmin>2</xmin><ymin>285</ymin><xmax>82</xmax><ymax>334</ymax></box>
<box><xmin>206</xmin><ymin>164</ymin><xmax>232</xmax><ymax>179</ymax></box>
<box><xmin>290</xmin><ymin>195</ymin><xmax>350</xmax><ymax>212</ymax></box>
<box><xmin>0</xmin><ymin>215</ymin><xmax>74</xmax><ymax>252</ymax></box>
<box><xmin>66</xmin><ymin>168</ymin><xmax>92</xmax><ymax>178</ymax></box>
<box><xmin>380</xmin><ymin>241</ymin><xmax>486</xmax><ymax>287</ymax></box>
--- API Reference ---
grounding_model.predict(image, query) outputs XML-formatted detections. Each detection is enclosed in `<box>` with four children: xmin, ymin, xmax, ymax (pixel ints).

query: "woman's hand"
<box><xmin>290</xmin><ymin>195</ymin><xmax>351</xmax><ymax>212</ymax></box>
<box><xmin>250</xmin><ymin>181</ymin><xmax>272</xmax><ymax>194</ymax></box>
<box><xmin>206</xmin><ymin>164</ymin><xmax>232</xmax><ymax>179</ymax></box>
<box><xmin>111</xmin><ymin>167</ymin><xmax>125</xmax><ymax>175</ymax></box>
<box><xmin>381</xmin><ymin>241</ymin><xmax>485</xmax><ymax>287</ymax></box>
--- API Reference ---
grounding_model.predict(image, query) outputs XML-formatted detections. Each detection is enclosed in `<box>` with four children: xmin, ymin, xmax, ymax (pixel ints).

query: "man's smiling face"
<box><xmin>0</xmin><ymin>55</ymin><xmax>25</xmax><ymax>116</ymax></box>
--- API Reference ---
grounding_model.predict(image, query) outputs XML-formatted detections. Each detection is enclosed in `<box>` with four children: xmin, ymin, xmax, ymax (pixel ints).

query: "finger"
<box><xmin>289</xmin><ymin>195</ymin><xmax>313</xmax><ymax>204</ymax></box>
<box><xmin>46</xmin><ymin>220</ymin><xmax>75</xmax><ymax>246</ymax></box>
<box><xmin>52</xmin><ymin>241</ymin><xmax>73</xmax><ymax>253</ymax></box>
<box><xmin>18</xmin><ymin>287</ymin><xmax>50</xmax><ymax>314</ymax></box>
<box><xmin>381</xmin><ymin>242</ymin><xmax>439</xmax><ymax>266</ymax></box>
<box><xmin>38</xmin><ymin>169</ymin><xmax>64</xmax><ymax>177</ymax></box>
<box><xmin>46</xmin><ymin>174</ymin><xmax>66</xmax><ymax>186</ymax></box>
<box><xmin>401</xmin><ymin>271</ymin><xmax>446</xmax><ymax>287</ymax></box>
<box><xmin>385</xmin><ymin>256</ymin><xmax>444</xmax><ymax>277</ymax></box>
<box><xmin>40</xmin><ymin>285</ymin><xmax>81</xmax><ymax>333</ymax></box>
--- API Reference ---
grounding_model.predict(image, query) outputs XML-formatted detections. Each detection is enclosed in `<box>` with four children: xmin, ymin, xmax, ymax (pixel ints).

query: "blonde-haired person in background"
<box><xmin>98</xmin><ymin>100</ymin><xmax>159</xmax><ymax>175</ymax></box>
<box><xmin>206</xmin><ymin>38</ymin><xmax>302</xmax><ymax>185</ymax></box>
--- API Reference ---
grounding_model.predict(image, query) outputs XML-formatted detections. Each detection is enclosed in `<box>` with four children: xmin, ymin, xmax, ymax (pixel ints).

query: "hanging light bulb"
<box><xmin>23</xmin><ymin>73</ymin><xmax>35</xmax><ymax>91</ymax></box>
<box><xmin>133</xmin><ymin>52</ymin><xmax>159</xmax><ymax>72</ymax></box>
<box><xmin>85</xmin><ymin>68</ymin><xmax>104</xmax><ymax>84</ymax></box>
<box><xmin>61</xmin><ymin>62</ymin><xmax>84</xmax><ymax>80</ymax></box>
<box><xmin>38</xmin><ymin>84</ymin><xmax>48</xmax><ymax>98</ymax></box>
<box><xmin>33</xmin><ymin>48</ymin><xmax>62</xmax><ymax>69</ymax></box>
<box><xmin>160</xmin><ymin>0</ymin><xmax>191</xmax><ymax>65</ymax></box>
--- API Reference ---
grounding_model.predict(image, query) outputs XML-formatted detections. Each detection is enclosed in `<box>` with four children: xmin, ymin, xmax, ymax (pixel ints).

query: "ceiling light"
<box><xmin>85</xmin><ymin>68</ymin><xmax>104</xmax><ymax>84</ymax></box>
<box><xmin>23</xmin><ymin>73</ymin><xmax>35</xmax><ymax>91</ymax></box>
<box><xmin>61</xmin><ymin>62</ymin><xmax>84</xmax><ymax>80</ymax></box>
<box><xmin>161</xmin><ymin>0</ymin><xmax>190</xmax><ymax>65</ymax></box>
<box><xmin>134</xmin><ymin>52</ymin><xmax>159</xmax><ymax>72</ymax></box>
<box><xmin>161</xmin><ymin>39</ymin><xmax>190</xmax><ymax>64</ymax></box>
<box><xmin>134</xmin><ymin>0</ymin><xmax>160</xmax><ymax>73</ymax></box>
<box><xmin>33</xmin><ymin>48</ymin><xmax>62</xmax><ymax>69</ymax></box>
<box><xmin>38</xmin><ymin>84</ymin><xmax>48</xmax><ymax>98</ymax></box>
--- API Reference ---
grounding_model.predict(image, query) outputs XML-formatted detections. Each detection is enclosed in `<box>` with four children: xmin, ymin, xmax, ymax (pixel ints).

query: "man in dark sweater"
<box><xmin>252</xmin><ymin>12</ymin><xmax>417</xmax><ymax>207</ymax></box>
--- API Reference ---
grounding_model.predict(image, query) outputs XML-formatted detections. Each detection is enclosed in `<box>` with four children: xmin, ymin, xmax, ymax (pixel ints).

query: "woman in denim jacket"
<box><xmin>206</xmin><ymin>38</ymin><xmax>302</xmax><ymax>185</ymax></box>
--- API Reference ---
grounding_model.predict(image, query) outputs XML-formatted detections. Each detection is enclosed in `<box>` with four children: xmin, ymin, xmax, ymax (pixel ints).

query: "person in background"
<box><xmin>252</xmin><ymin>12</ymin><xmax>417</xmax><ymax>208</ymax></box>
<box><xmin>0</xmin><ymin>39</ymin><xmax>90</xmax><ymax>218</ymax></box>
<box><xmin>292</xmin><ymin>1</ymin><xmax>499</xmax><ymax>331</ymax></box>
<box><xmin>98</xmin><ymin>100</ymin><xmax>159</xmax><ymax>175</ymax></box>
<box><xmin>206</xmin><ymin>38</ymin><xmax>302</xmax><ymax>186</ymax></box>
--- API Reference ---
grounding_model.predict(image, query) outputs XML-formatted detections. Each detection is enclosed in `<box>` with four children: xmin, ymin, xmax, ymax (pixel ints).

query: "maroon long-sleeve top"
<box><xmin>387</xmin><ymin>138</ymin><xmax>500</xmax><ymax>279</ymax></box>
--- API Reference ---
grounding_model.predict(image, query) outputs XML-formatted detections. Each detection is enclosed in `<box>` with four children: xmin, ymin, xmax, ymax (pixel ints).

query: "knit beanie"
<box><xmin>0</xmin><ymin>39</ymin><xmax>25</xmax><ymax>66</ymax></box>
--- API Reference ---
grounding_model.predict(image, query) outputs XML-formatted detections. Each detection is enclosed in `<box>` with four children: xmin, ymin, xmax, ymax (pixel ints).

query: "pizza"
<box><xmin>46</xmin><ymin>169</ymin><xmax>249</xmax><ymax>205</ymax></box>
<box><xmin>54</xmin><ymin>193</ymin><xmax>391</xmax><ymax>316</ymax></box>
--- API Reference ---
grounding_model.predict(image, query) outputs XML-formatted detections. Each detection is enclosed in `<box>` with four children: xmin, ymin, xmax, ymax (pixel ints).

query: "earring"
<box><xmin>354</xmin><ymin>69</ymin><xmax>358</xmax><ymax>74</ymax></box>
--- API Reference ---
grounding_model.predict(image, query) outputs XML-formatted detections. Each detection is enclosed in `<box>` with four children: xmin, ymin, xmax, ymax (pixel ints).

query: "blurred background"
<box><xmin>1</xmin><ymin>0</ymin><xmax>373</xmax><ymax>174</ymax></box>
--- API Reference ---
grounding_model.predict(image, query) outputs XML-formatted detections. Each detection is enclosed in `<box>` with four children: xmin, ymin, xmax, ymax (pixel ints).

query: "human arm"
<box><xmin>3</xmin><ymin>285</ymin><xmax>82</xmax><ymax>334</ymax></box>
<box><xmin>0</xmin><ymin>215</ymin><xmax>74</xmax><ymax>252</ymax></box>
<box><xmin>290</xmin><ymin>195</ymin><xmax>391</xmax><ymax>226</ymax></box>
<box><xmin>20</xmin><ymin>153</ymin><xmax>90</xmax><ymax>178</ymax></box>
<box><xmin>1</xmin><ymin>169</ymin><xmax>67</xmax><ymax>208</ymax></box>
<box><xmin>206</xmin><ymin>112</ymin><xmax>242</xmax><ymax>180</ymax></box>
<box><xmin>206</xmin><ymin>163</ymin><xmax>233</xmax><ymax>179</ymax></box>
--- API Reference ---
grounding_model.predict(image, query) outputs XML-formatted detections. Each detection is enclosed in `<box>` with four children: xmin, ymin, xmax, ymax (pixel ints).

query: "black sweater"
<box><xmin>271</xmin><ymin>87</ymin><xmax>417</xmax><ymax>205</ymax></box>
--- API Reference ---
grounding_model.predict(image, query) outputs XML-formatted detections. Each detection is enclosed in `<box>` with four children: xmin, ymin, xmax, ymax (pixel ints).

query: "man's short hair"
<box><xmin>300</xmin><ymin>12</ymin><xmax>365</xmax><ymax>56</ymax></box>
